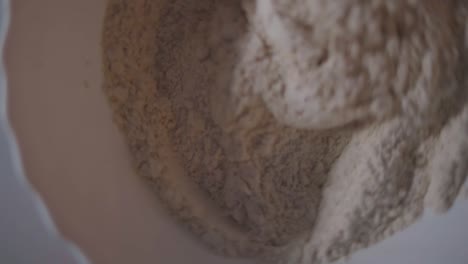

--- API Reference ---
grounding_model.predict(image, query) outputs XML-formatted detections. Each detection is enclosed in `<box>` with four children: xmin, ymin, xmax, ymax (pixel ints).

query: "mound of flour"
<box><xmin>102</xmin><ymin>0</ymin><xmax>468</xmax><ymax>263</ymax></box>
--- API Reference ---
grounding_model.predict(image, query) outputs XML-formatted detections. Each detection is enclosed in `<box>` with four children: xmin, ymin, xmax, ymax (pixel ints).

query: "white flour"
<box><xmin>102</xmin><ymin>0</ymin><xmax>468</xmax><ymax>263</ymax></box>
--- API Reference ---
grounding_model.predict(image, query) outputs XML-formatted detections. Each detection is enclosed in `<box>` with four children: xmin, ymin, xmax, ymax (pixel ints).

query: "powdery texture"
<box><xmin>102</xmin><ymin>0</ymin><xmax>468</xmax><ymax>263</ymax></box>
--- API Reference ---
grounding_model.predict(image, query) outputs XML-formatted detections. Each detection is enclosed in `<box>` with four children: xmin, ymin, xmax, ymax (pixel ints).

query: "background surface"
<box><xmin>1</xmin><ymin>0</ymin><xmax>467</xmax><ymax>263</ymax></box>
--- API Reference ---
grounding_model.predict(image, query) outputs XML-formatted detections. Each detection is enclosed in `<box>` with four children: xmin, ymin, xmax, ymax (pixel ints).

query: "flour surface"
<box><xmin>102</xmin><ymin>0</ymin><xmax>468</xmax><ymax>263</ymax></box>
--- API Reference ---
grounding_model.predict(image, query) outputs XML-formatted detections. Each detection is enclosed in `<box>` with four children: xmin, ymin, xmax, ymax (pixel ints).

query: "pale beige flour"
<box><xmin>102</xmin><ymin>0</ymin><xmax>468</xmax><ymax>263</ymax></box>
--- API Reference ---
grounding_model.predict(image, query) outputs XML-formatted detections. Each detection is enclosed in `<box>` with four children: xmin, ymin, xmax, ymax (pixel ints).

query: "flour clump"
<box><xmin>102</xmin><ymin>0</ymin><xmax>468</xmax><ymax>263</ymax></box>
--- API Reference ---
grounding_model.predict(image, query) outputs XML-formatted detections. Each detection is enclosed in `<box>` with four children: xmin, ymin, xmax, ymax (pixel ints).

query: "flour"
<box><xmin>102</xmin><ymin>0</ymin><xmax>468</xmax><ymax>263</ymax></box>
